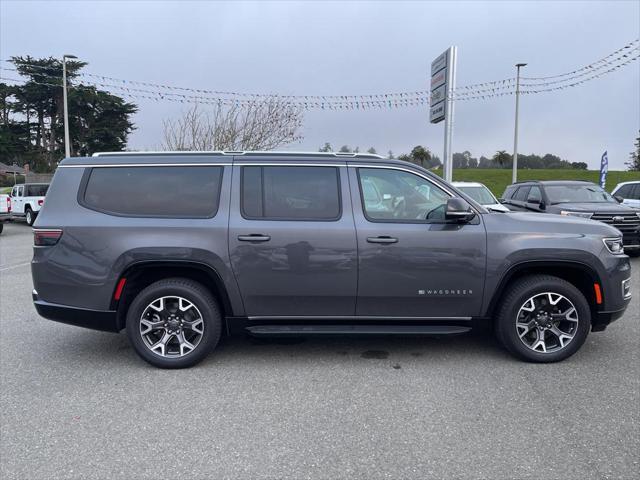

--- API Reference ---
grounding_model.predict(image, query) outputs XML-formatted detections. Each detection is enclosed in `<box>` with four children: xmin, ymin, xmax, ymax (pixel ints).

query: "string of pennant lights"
<box><xmin>0</xmin><ymin>39</ymin><xmax>638</xmax><ymax>110</ymax></box>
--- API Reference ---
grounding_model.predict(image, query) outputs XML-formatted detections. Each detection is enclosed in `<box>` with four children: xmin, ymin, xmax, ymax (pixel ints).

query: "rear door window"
<box><xmin>357</xmin><ymin>168</ymin><xmax>450</xmax><ymax>222</ymax></box>
<box><xmin>82</xmin><ymin>166</ymin><xmax>223</xmax><ymax>218</ymax></box>
<box><xmin>241</xmin><ymin>166</ymin><xmax>341</xmax><ymax>220</ymax></box>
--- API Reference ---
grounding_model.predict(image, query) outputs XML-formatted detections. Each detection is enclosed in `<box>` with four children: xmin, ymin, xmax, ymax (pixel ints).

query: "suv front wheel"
<box><xmin>495</xmin><ymin>275</ymin><xmax>591</xmax><ymax>363</ymax></box>
<box><xmin>125</xmin><ymin>278</ymin><xmax>222</xmax><ymax>368</ymax></box>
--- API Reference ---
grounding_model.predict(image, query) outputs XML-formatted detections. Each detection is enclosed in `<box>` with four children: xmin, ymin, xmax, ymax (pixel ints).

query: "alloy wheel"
<box><xmin>139</xmin><ymin>296</ymin><xmax>205</xmax><ymax>358</ymax></box>
<box><xmin>515</xmin><ymin>292</ymin><xmax>579</xmax><ymax>354</ymax></box>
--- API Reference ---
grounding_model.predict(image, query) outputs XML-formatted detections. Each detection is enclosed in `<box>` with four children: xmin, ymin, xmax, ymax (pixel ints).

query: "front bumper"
<box><xmin>591</xmin><ymin>254</ymin><xmax>632</xmax><ymax>331</ymax></box>
<box><xmin>592</xmin><ymin>307</ymin><xmax>628</xmax><ymax>331</ymax></box>
<box><xmin>622</xmin><ymin>230</ymin><xmax>640</xmax><ymax>250</ymax></box>
<box><xmin>32</xmin><ymin>290</ymin><xmax>119</xmax><ymax>332</ymax></box>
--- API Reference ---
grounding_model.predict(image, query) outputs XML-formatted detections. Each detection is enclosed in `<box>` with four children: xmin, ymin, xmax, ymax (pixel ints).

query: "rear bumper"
<box><xmin>32</xmin><ymin>290</ymin><xmax>119</xmax><ymax>332</ymax></box>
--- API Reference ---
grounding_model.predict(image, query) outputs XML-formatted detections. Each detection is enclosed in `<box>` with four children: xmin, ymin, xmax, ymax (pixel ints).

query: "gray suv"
<box><xmin>501</xmin><ymin>180</ymin><xmax>640</xmax><ymax>255</ymax></box>
<box><xmin>32</xmin><ymin>152</ymin><xmax>632</xmax><ymax>368</ymax></box>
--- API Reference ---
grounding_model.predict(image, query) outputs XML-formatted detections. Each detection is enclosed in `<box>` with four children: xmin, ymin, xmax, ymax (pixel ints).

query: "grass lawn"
<box><xmin>432</xmin><ymin>168</ymin><xmax>640</xmax><ymax>196</ymax></box>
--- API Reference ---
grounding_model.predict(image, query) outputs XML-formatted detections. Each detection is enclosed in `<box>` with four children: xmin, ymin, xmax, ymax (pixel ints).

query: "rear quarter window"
<box><xmin>26</xmin><ymin>184</ymin><xmax>49</xmax><ymax>196</ymax></box>
<box><xmin>81</xmin><ymin>166</ymin><xmax>223</xmax><ymax>218</ymax></box>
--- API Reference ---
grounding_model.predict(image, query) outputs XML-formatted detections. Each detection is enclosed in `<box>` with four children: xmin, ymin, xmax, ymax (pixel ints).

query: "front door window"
<box><xmin>358</xmin><ymin>168</ymin><xmax>450</xmax><ymax>222</ymax></box>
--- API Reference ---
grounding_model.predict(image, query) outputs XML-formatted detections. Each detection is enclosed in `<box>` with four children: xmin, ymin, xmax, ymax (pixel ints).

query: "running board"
<box><xmin>245</xmin><ymin>325</ymin><xmax>471</xmax><ymax>336</ymax></box>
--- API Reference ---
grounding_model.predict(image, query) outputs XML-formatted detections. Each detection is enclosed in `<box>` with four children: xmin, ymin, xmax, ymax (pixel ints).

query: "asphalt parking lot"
<box><xmin>1</xmin><ymin>221</ymin><xmax>638</xmax><ymax>480</ymax></box>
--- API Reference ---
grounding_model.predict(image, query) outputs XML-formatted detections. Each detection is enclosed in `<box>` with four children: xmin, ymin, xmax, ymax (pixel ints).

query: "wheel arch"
<box><xmin>112</xmin><ymin>260</ymin><xmax>234</xmax><ymax>332</ymax></box>
<box><xmin>485</xmin><ymin>260</ymin><xmax>603</xmax><ymax>322</ymax></box>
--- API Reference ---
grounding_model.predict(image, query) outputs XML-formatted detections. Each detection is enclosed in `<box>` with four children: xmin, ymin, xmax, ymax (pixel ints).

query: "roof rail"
<box><xmin>92</xmin><ymin>150</ymin><xmax>385</xmax><ymax>159</ymax></box>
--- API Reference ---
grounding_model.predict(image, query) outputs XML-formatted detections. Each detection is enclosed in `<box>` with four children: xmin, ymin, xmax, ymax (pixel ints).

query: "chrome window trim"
<box><xmin>60</xmin><ymin>163</ymin><xmax>233</xmax><ymax>168</ymax></box>
<box><xmin>234</xmin><ymin>162</ymin><xmax>346</xmax><ymax>167</ymax></box>
<box><xmin>92</xmin><ymin>150</ymin><xmax>384</xmax><ymax>158</ymax></box>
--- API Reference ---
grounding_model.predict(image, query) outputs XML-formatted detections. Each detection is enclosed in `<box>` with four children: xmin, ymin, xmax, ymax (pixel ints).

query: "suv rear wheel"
<box><xmin>495</xmin><ymin>275</ymin><xmax>591</xmax><ymax>362</ymax></box>
<box><xmin>125</xmin><ymin>278</ymin><xmax>222</xmax><ymax>368</ymax></box>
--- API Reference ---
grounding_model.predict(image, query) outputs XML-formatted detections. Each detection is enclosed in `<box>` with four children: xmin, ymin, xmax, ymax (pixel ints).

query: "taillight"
<box><xmin>38</xmin><ymin>199</ymin><xmax>44</xmax><ymax>206</ymax></box>
<box><xmin>33</xmin><ymin>229</ymin><xmax>63</xmax><ymax>246</ymax></box>
<box><xmin>6</xmin><ymin>197</ymin><xmax>10</xmax><ymax>212</ymax></box>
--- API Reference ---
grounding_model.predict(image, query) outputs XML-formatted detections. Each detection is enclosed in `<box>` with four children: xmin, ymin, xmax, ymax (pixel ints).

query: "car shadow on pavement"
<box><xmin>53</xmin><ymin>327</ymin><xmax>516</xmax><ymax>369</ymax></box>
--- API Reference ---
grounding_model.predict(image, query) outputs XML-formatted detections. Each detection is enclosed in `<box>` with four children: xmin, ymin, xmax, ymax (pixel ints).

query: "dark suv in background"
<box><xmin>31</xmin><ymin>152</ymin><xmax>632</xmax><ymax>368</ymax></box>
<box><xmin>501</xmin><ymin>180</ymin><xmax>640</xmax><ymax>255</ymax></box>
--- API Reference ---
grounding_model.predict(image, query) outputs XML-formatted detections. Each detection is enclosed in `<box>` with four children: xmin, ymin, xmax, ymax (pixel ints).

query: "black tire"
<box><xmin>0</xmin><ymin>222</ymin><xmax>3</xmax><ymax>234</ymax></box>
<box><xmin>25</xmin><ymin>207</ymin><xmax>35</xmax><ymax>226</ymax></box>
<box><xmin>494</xmin><ymin>274</ymin><xmax>591</xmax><ymax>363</ymax></box>
<box><xmin>125</xmin><ymin>278</ymin><xmax>222</xmax><ymax>368</ymax></box>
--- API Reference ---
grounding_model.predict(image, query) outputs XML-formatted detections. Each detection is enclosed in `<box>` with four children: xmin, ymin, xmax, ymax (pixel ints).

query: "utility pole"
<box><xmin>62</xmin><ymin>54</ymin><xmax>77</xmax><ymax>158</ymax></box>
<box><xmin>512</xmin><ymin>62</ymin><xmax>526</xmax><ymax>183</ymax></box>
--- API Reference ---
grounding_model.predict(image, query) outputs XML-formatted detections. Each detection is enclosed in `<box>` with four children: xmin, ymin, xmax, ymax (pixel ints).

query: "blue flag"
<box><xmin>599</xmin><ymin>151</ymin><xmax>608</xmax><ymax>189</ymax></box>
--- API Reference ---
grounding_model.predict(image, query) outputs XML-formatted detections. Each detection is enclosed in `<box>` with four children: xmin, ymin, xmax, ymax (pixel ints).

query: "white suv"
<box><xmin>612</xmin><ymin>181</ymin><xmax>640</xmax><ymax>209</ymax></box>
<box><xmin>452</xmin><ymin>181</ymin><xmax>510</xmax><ymax>212</ymax></box>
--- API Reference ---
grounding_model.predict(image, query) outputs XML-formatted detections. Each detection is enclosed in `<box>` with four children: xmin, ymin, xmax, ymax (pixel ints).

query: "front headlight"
<box><xmin>560</xmin><ymin>210</ymin><xmax>593</xmax><ymax>219</ymax></box>
<box><xmin>603</xmin><ymin>237</ymin><xmax>625</xmax><ymax>255</ymax></box>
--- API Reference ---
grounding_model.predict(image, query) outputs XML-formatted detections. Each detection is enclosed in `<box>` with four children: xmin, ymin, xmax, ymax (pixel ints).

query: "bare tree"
<box><xmin>162</xmin><ymin>97</ymin><xmax>303</xmax><ymax>151</ymax></box>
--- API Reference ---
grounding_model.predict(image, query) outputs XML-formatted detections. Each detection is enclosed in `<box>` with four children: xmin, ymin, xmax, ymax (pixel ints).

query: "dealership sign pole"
<box><xmin>430</xmin><ymin>46</ymin><xmax>457</xmax><ymax>183</ymax></box>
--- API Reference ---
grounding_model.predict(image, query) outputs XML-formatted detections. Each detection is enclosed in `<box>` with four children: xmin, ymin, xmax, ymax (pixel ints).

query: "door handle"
<box><xmin>367</xmin><ymin>236</ymin><xmax>398</xmax><ymax>244</ymax></box>
<box><xmin>238</xmin><ymin>234</ymin><xmax>271</xmax><ymax>242</ymax></box>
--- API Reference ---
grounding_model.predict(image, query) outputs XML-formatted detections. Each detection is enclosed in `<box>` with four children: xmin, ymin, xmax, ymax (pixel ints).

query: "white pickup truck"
<box><xmin>0</xmin><ymin>193</ymin><xmax>10</xmax><ymax>234</ymax></box>
<box><xmin>9</xmin><ymin>183</ymin><xmax>49</xmax><ymax>226</ymax></box>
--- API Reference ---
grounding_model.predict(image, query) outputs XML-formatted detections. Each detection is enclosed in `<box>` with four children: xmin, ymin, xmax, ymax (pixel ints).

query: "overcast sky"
<box><xmin>1</xmin><ymin>0</ymin><xmax>639</xmax><ymax>169</ymax></box>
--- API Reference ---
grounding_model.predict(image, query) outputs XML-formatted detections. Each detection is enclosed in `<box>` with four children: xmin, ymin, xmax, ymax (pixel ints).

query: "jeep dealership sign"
<box><xmin>430</xmin><ymin>46</ymin><xmax>458</xmax><ymax>182</ymax></box>
<box><xmin>430</xmin><ymin>50</ymin><xmax>450</xmax><ymax>124</ymax></box>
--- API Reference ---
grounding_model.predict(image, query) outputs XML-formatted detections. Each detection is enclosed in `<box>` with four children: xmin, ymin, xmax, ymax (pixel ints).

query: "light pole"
<box><xmin>62</xmin><ymin>54</ymin><xmax>77</xmax><ymax>158</ymax></box>
<box><xmin>512</xmin><ymin>62</ymin><xmax>526</xmax><ymax>183</ymax></box>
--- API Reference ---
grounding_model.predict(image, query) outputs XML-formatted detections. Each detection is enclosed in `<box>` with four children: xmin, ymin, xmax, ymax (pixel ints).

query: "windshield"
<box><xmin>458</xmin><ymin>185</ymin><xmax>497</xmax><ymax>205</ymax></box>
<box><xmin>546</xmin><ymin>184</ymin><xmax>616</xmax><ymax>204</ymax></box>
